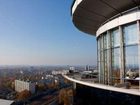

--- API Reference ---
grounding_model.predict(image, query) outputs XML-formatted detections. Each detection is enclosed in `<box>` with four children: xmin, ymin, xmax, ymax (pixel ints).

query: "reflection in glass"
<box><xmin>99</xmin><ymin>51</ymin><xmax>104</xmax><ymax>83</ymax></box>
<box><xmin>125</xmin><ymin>45</ymin><xmax>139</xmax><ymax>86</ymax></box>
<box><xmin>97</xmin><ymin>38</ymin><xmax>100</xmax><ymax>62</ymax></box>
<box><xmin>97</xmin><ymin>21</ymin><xmax>140</xmax><ymax>90</ymax></box>
<box><xmin>125</xmin><ymin>45</ymin><xmax>139</xmax><ymax>73</ymax></box>
<box><xmin>103</xmin><ymin>33</ymin><xmax>109</xmax><ymax>84</ymax></box>
<box><xmin>123</xmin><ymin>23</ymin><xmax>138</xmax><ymax>45</ymax></box>
<box><xmin>111</xmin><ymin>29</ymin><xmax>120</xmax><ymax>47</ymax></box>
<box><xmin>97</xmin><ymin>39</ymin><xmax>100</xmax><ymax>50</ymax></box>
<box><xmin>112</xmin><ymin>48</ymin><xmax>120</xmax><ymax>85</ymax></box>
<box><xmin>104</xmin><ymin>49</ymin><xmax>109</xmax><ymax>84</ymax></box>
<box><xmin>98</xmin><ymin>36</ymin><xmax>104</xmax><ymax>83</ymax></box>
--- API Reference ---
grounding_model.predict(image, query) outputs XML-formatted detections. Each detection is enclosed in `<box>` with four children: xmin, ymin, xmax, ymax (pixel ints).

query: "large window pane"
<box><xmin>125</xmin><ymin>45</ymin><xmax>139</xmax><ymax>76</ymax></box>
<box><xmin>111</xmin><ymin>48</ymin><xmax>120</xmax><ymax>85</ymax></box>
<box><xmin>103</xmin><ymin>34</ymin><xmax>107</xmax><ymax>49</ymax></box>
<box><xmin>100</xmin><ymin>51</ymin><xmax>104</xmax><ymax>83</ymax></box>
<box><xmin>103</xmin><ymin>33</ymin><xmax>110</xmax><ymax>49</ymax></box>
<box><xmin>125</xmin><ymin>45</ymin><xmax>139</xmax><ymax>86</ymax></box>
<box><xmin>123</xmin><ymin>23</ymin><xmax>138</xmax><ymax>45</ymax></box>
<box><xmin>111</xmin><ymin>29</ymin><xmax>120</xmax><ymax>47</ymax></box>
<box><xmin>100</xmin><ymin>36</ymin><xmax>104</xmax><ymax>51</ymax></box>
<box><xmin>104</xmin><ymin>49</ymin><xmax>109</xmax><ymax>84</ymax></box>
<box><xmin>106</xmin><ymin>33</ymin><xmax>110</xmax><ymax>49</ymax></box>
<box><xmin>97</xmin><ymin>39</ymin><xmax>100</xmax><ymax>62</ymax></box>
<box><xmin>97</xmin><ymin>38</ymin><xmax>100</xmax><ymax>51</ymax></box>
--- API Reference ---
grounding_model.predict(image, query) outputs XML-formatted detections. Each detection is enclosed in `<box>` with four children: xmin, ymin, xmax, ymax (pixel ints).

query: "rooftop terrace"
<box><xmin>63</xmin><ymin>73</ymin><xmax>140</xmax><ymax>96</ymax></box>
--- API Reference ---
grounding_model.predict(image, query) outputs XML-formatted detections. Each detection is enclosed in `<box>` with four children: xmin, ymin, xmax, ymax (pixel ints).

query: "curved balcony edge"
<box><xmin>62</xmin><ymin>74</ymin><xmax>140</xmax><ymax>96</ymax></box>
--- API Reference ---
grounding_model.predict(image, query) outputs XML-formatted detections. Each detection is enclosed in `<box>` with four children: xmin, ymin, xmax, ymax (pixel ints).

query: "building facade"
<box><xmin>52</xmin><ymin>70</ymin><xmax>69</xmax><ymax>75</ymax></box>
<box><xmin>15</xmin><ymin>80</ymin><xmax>35</xmax><ymax>94</ymax></box>
<box><xmin>72</xmin><ymin>0</ymin><xmax>140</xmax><ymax>88</ymax></box>
<box><xmin>66</xmin><ymin>0</ymin><xmax>140</xmax><ymax>104</ymax></box>
<box><xmin>97</xmin><ymin>10</ymin><xmax>140</xmax><ymax>86</ymax></box>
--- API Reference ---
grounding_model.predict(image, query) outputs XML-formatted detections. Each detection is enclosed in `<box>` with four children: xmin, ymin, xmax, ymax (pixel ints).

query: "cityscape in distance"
<box><xmin>0</xmin><ymin>65</ymin><xmax>97</xmax><ymax>105</ymax></box>
<box><xmin>1</xmin><ymin>0</ymin><xmax>140</xmax><ymax>105</ymax></box>
<box><xmin>0</xmin><ymin>0</ymin><xmax>97</xmax><ymax>105</ymax></box>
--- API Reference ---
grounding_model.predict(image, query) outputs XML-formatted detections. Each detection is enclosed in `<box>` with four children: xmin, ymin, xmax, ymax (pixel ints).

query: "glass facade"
<box><xmin>111</xmin><ymin>28</ymin><xmax>120</xmax><ymax>85</ymax></box>
<box><xmin>125</xmin><ymin>46</ymin><xmax>139</xmax><ymax>72</ymax></box>
<box><xmin>97</xmin><ymin>22</ymin><xmax>140</xmax><ymax>86</ymax></box>
<box><xmin>123</xmin><ymin>23</ymin><xmax>139</xmax><ymax>84</ymax></box>
<box><xmin>123</xmin><ymin>24</ymin><xmax>138</xmax><ymax>45</ymax></box>
<box><xmin>111</xmin><ymin>29</ymin><xmax>120</xmax><ymax>47</ymax></box>
<box><xmin>111</xmin><ymin>48</ymin><xmax>120</xmax><ymax>84</ymax></box>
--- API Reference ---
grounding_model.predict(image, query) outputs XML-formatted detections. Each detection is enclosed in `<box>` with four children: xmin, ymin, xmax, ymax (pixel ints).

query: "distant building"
<box><xmin>70</xmin><ymin>67</ymin><xmax>75</xmax><ymax>71</ymax></box>
<box><xmin>52</xmin><ymin>70</ymin><xmax>69</xmax><ymax>75</ymax></box>
<box><xmin>82</xmin><ymin>70</ymin><xmax>92</xmax><ymax>74</ymax></box>
<box><xmin>85</xmin><ymin>65</ymin><xmax>90</xmax><ymax>71</ymax></box>
<box><xmin>45</xmin><ymin>75</ymin><xmax>54</xmax><ymax>79</ymax></box>
<box><xmin>15</xmin><ymin>80</ymin><xmax>35</xmax><ymax>94</ymax></box>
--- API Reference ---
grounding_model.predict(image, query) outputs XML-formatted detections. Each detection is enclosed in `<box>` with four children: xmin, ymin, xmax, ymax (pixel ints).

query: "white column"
<box><xmin>137</xmin><ymin>20</ymin><xmax>140</xmax><ymax>91</ymax></box>
<box><xmin>107</xmin><ymin>31</ymin><xmax>112</xmax><ymax>85</ymax></box>
<box><xmin>119</xmin><ymin>26</ymin><xmax>124</xmax><ymax>84</ymax></box>
<box><xmin>97</xmin><ymin>38</ymin><xmax>100</xmax><ymax>83</ymax></box>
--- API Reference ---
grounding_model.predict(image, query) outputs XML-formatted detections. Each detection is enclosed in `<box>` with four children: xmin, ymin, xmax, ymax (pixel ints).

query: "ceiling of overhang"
<box><xmin>72</xmin><ymin>0</ymin><xmax>140</xmax><ymax>36</ymax></box>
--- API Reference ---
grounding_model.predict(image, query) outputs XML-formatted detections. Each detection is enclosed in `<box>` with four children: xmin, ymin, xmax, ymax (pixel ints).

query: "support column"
<box><xmin>119</xmin><ymin>26</ymin><xmax>125</xmax><ymax>84</ymax></box>
<box><xmin>137</xmin><ymin>20</ymin><xmax>140</xmax><ymax>91</ymax></box>
<box><xmin>102</xmin><ymin>35</ymin><xmax>105</xmax><ymax>84</ymax></box>
<box><xmin>107</xmin><ymin>31</ymin><xmax>112</xmax><ymax>85</ymax></box>
<box><xmin>97</xmin><ymin>38</ymin><xmax>101</xmax><ymax>83</ymax></box>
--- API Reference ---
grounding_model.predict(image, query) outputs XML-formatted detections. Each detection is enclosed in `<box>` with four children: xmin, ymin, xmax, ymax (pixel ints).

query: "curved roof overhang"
<box><xmin>72</xmin><ymin>0</ymin><xmax>140</xmax><ymax>36</ymax></box>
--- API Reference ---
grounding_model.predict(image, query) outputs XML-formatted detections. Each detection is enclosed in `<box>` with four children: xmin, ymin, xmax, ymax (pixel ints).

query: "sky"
<box><xmin>0</xmin><ymin>0</ymin><xmax>97</xmax><ymax>66</ymax></box>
